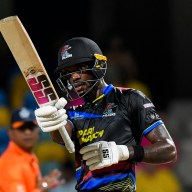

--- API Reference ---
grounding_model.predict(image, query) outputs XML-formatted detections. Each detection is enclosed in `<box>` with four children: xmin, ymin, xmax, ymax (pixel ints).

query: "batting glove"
<box><xmin>80</xmin><ymin>141</ymin><xmax>129</xmax><ymax>171</ymax></box>
<box><xmin>35</xmin><ymin>98</ymin><xmax>68</xmax><ymax>132</ymax></box>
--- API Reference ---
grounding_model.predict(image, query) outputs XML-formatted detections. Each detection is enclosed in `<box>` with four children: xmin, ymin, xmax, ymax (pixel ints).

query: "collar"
<box><xmin>92</xmin><ymin>84</ymin><xmax>114</xmax><ymax>103</ymax></box>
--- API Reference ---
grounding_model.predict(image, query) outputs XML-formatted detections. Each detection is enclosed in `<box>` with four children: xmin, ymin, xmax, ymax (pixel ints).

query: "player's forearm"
<box><xmin>49</xmin><ymin>130</ymin><xmax>63</xmax><ymax>144</ymax></box>
<box><xmin>50</xmin><ymin>121</ymin><xmax>73</xmax><ymax>144</ymax></box>
<box><xmin>128</xmin><ymin>139</ymin><xmax>177</xmax><ymax>164</ymax></box>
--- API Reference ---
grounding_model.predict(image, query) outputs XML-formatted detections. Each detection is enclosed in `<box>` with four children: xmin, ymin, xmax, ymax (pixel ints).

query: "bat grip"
<box><xmin>59</xmin><ymin>126</ymin><xmax>75</xmax><ymax>153</ymax></box>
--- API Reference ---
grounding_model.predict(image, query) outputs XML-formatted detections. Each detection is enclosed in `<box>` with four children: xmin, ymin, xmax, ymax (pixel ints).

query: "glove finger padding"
<box><xmin>80</xmin><ymin>141</ymin><xmax>129</xmax><ymax>171</ymax></box>
<box><xmin>81</xmin><ymin>150</ymin><xmax>99</xmax><ymax>160</ymax></box>
<box><xmin>55</xmin><ymin>97</ymin><xmax>67</xmax><ymax>109</ymax></box>
<box><xmin>86</xmin><ymin>156</ymin><xmax>100</xmax><ymax>166</ymax></box>
<box><xmin>89</xmin><ymin>162</ymin><xmax>111</xmax><ymax>171</ymax></box>
<box><xmin>35</xmin><ymin>106</ymin><xmax>57</xmax><ymax>117</ymax></box>
<box><xmin>80</xmin><ymin>142</ymin><xmax>100</xmax><ymax>154</ymax></box>
<box><xmin>80</xmin><ymin>141</ymin><xmax>119</xmax><ymax>171</ymax></box>
<box><xmin>35</xmin><ymin>98</ymin><xmax>68</xmax><ymax>132</ymax></box>
<box><xmin>39</xmin><ymin>121</ymin><xmax>67</xmax><ymax>132</ymax></box>
<box><xmin>40</xmin><ymin>114</ymin><xmax>67</xmax><ymax>127</ymax></box>
<box><xmin>36</xmin><ymin>109</ymin><xmax>67</xmax><ymax>122</ymax></box>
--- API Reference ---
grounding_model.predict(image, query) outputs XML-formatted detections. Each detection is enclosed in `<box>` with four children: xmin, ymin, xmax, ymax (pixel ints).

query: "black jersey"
<box><xmin>66</xmin><ymin>84</ymin><xmax>163</xmax><ymax>192</ymax></box>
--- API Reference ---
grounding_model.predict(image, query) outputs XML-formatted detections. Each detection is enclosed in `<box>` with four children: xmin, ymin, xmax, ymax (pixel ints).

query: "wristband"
<box><xmin>132</xmin><ymin>145</ymin><xmax>144</xmax><ymax>162</ymax></box>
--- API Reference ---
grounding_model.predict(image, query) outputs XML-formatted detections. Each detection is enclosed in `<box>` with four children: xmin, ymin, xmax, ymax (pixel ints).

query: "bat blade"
<box><xmin>0</xmin><ymin>16</ymin><xmax>75</xmax><ymax>153</ymax></box>
<box><xmin>0</xmin><ymin>16</ymin><xmax>57</xmax><ymax>106</ymax></box>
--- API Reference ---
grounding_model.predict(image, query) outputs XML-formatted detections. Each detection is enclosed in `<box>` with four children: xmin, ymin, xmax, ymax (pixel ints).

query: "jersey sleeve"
<box><xmin>128</xmin><ymin>89</ymin><xmax>164</xmax><ymax>136</ymax></box>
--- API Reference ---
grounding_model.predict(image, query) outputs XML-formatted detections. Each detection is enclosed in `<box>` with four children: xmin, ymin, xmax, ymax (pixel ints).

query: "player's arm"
<box><xmin>80</xmin><ymin>90</ymin><xmax>177</xmax><ymax>171</ymax></box>
<box><xmin>126</xmin><ymin>90</ymin><xmax>177</xmax><ymax>164</ymax></box>
<box><xmin>80</xmin><ymin>124</ymin><xmax>177</xmax><ymax>171</ymax></box>
<box><xmin>128</xmin><ymin>124</ymin><xmax>177</xmax><ymax>163</ymax></box>
<box><xmin>49</xmin><ymin>121</ymin><xmax>73</xmax><ymax>144</ymax></box>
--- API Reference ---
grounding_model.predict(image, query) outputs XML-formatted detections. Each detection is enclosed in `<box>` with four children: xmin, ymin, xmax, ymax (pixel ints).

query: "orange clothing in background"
<box><xmin>0</xmin><ymin>141</ymin><xmax>41</xmax><ymax>192</ymax></box>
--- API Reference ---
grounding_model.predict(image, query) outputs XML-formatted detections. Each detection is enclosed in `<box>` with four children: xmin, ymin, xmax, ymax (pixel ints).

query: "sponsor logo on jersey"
<box><xmin>143</xmin><ymin>103</ymin><xmax>154</xmax><ymax>108</ymax></box>
<box><xmin>102</xmin><ymin>103</ymin><xmax>116</xmax><ymax>117</ymax></box>
<box><xmin>77</xmin><ymin>127</ymin><xmax>104</xmax><ymax>144</ymax></box>
<box><xmin>150</xmin><ymin>113</ymin><xmax>159</xmax><ymax>120</ymax></box>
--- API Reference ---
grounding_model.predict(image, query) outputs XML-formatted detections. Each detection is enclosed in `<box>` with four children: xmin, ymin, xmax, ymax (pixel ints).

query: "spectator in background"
<box><xmin>0</xmin><ymin>107</ymin><xmax>64</xmax><ymax>192</ymax></box>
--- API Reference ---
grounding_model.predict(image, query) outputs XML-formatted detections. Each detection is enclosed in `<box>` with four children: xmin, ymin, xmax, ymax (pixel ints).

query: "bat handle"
<box><xmin>59</xmin><ymin>126</ymin><xmax>75</xmax><ymax>153</ymax></box>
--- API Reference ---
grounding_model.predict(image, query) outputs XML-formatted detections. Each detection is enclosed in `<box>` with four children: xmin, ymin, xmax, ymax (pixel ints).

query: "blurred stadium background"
<box><xmin>0</xmin><ymin>0</ymin><xmax>192</xmax><ymax>191</ymax></box>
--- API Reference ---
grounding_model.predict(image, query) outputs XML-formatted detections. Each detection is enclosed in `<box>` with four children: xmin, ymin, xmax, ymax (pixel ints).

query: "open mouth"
<box><xmin>75</xmin><ymin>86</ymin><xmax>84</xmax><ymax>96</ymax></box>
<box><xmin>75</xmin><ymin>85</ymin><xmax>82</xmax><ymax>91</ymax></box>
<box><xmin>74</xmin><ymin>82</ymin><xmax>84</xmax><ymax>91</ymax></box>
<box><xmin>23</xmin><ymin>138</ymin><xmax>34</xmax><ymax>142</ymax></box>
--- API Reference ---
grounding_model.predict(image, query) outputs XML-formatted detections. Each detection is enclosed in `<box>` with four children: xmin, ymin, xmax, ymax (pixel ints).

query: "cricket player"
<box><xmin>35</xmin><ymin>37</ymin><xmax>177</xmax><ymax>192</ymax></box>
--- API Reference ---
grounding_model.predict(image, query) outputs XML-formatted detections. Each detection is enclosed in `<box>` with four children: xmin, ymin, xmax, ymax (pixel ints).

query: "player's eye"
<box><xmin>79</xmin><ymin>65</ymin><xmax>89</xmax><ymax>71</ymax></box>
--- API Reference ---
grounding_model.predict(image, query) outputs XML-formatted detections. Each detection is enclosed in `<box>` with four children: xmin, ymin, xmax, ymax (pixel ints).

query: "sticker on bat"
<box><xmin>26</xmin><ymin>67</ymin><xmax>57</xmax><ymax>105</ymax></box>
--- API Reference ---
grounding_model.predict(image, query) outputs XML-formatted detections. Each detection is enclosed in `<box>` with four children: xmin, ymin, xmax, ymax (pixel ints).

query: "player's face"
<box><xmin>59</xmin><ymin>63</ymin><xmax>95</xmax><ymax>98</ymax></box>
<box><xmin>9</xmin><ymin>123</ymin><xmax>39</xmax><ymax>152</ymax></box>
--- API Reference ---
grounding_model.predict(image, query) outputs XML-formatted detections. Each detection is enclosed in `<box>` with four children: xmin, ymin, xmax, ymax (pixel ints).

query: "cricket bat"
<box><xmin>0</xmin><ymin>15</ymin><xmax>75</xmax><ymax>153</ymax></box>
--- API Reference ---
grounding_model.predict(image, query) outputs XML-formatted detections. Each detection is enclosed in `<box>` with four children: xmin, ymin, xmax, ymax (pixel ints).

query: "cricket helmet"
<box><xmin>55</xmin><ymin>37</ymin><xmax>107</xmax><ymax>101</ymax></box>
